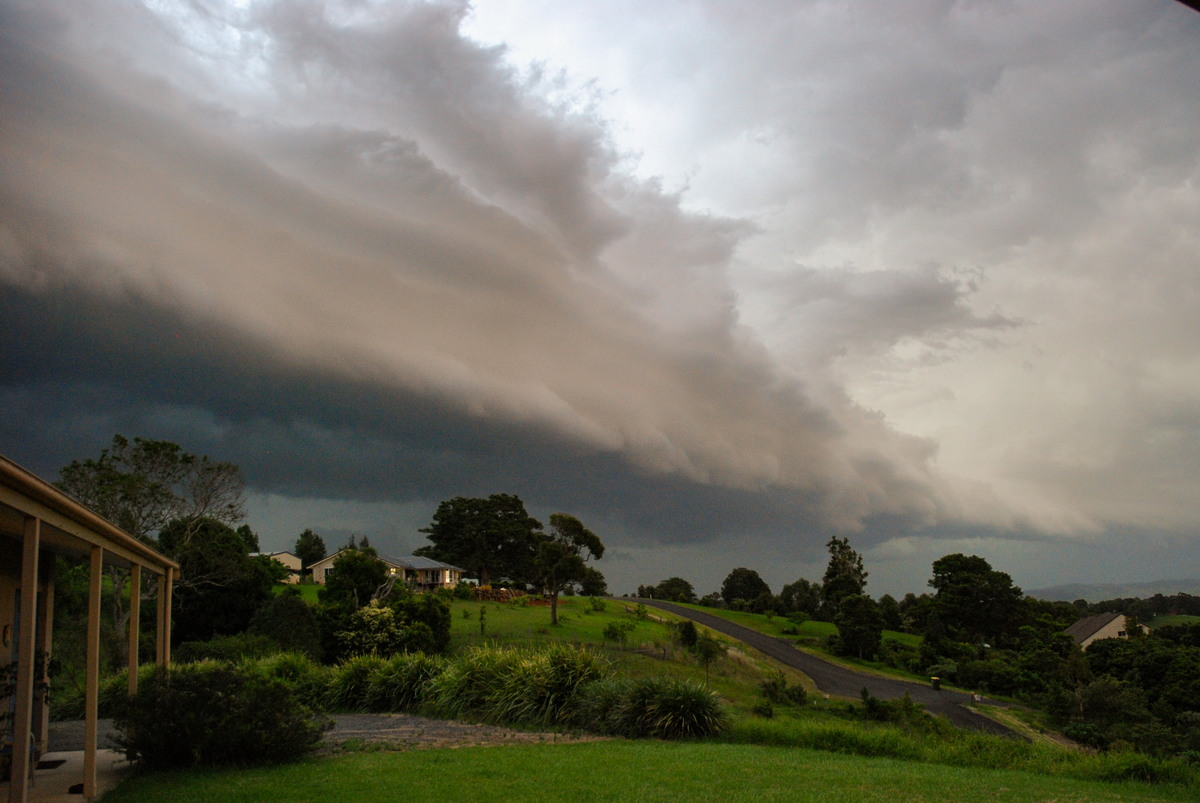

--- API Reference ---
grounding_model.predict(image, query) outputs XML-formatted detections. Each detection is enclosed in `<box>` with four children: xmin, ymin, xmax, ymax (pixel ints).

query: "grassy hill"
<box><xmin>104</xmin><ymin>593</ymin><xmax>1200</xmax><ymax>800</ymax></box>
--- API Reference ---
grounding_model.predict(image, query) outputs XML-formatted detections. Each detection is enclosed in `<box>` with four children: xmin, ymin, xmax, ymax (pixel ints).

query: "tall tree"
<box><xmin>160</xmin><ymin>517</ymin><xmax>276</xmax><ymax>645</ymax></box>
<box><xmin>294</xmin><ymin>529</ymin><xmax>327</xmax><ymax>574</ymax></box>
<box><xmin>928</xmin><ymin>553</ymin><xmax>1024</xmax><ymax>646</ymax></box>
<box><xmin>821</xmin><ymin>536</ymin><xmax>867</xmax><ymax>620</ymax></box>
<box><xmin>721</xmin><ymin>568</ymin><xmax>771</xmax><ymax>609</ymax></box>
<box><xmin>415</xmin><ymin>494</ymin><xmax>542</xmax><ymax>586</ymax></box>
<box><xmin>56</xmin><ymin>435</ymin><xmax>247</xmax><ymax>659</ymax></box>
<box><xmin>533</xmin><ymin>513</ymin><xmax>604</xmax><ymax>625</ymax></box>
<box><xmin>835</xmin><ymin>594</ymin><xmax>884</xmax><ymax>660</ymax></box>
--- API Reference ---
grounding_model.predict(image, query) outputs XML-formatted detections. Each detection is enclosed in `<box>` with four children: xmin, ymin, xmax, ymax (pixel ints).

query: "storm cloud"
<box><xmin>2</xmin><ymin>0</ymin><xmax>1198</xmax><ymax>595</ymax></box>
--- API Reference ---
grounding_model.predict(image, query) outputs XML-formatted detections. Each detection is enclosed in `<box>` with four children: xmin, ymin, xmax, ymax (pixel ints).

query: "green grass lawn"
<box><xmin>445</xmin><ymin>597</ymin><xmax>813</xmax><ymax>713</ymax></box>
<box><xmin>103</xmin><ymin>740</ymin><xmax>1198</xmax><ymax>802</ymax></box>
<box><xmin>271</xmin><ymin>582</ymin><xmax>322</xmax><ymax>603</ymax></box>
<box><xmin>1149</xmin><ymin>614</ymin><xmax>1200</xmax><ymax>628</ymax></box>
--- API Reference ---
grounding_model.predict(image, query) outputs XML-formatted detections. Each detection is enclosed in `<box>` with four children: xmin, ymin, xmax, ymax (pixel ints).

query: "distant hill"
<box><xmin>1028</xmin><ymin>578</ymin><xmax>1200</xmax><ymax>602</ymax></box>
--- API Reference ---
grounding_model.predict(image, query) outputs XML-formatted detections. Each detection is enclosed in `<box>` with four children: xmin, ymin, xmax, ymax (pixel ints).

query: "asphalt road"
<box><xmin>634</xmin><ymin>598</ymin><xmax>1020</xmax><ymax>737</ymax></box>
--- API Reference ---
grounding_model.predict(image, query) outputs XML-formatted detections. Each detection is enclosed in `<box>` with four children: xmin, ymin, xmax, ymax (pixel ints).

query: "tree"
<box><xmin>416</xmin><ymin>494</ymin><xmax>542</xmax><ymax>586</ymax></box>
<box><xmin>835</xmin><ymin>594</ymin><xmax>884</xmax><ymax>660</ymax></box>
<box><xmin>720</xmin><ymin>568</ymin><xmax>771</xmax><ymax>609</ymax></box>
<box><xmin>928</xmin><ymin>553</ymin><xmax>1024</xmax><ymax>646</ymax></box>
<box><xmin>249</xmin><ymin>588</ymin><xmax>322</xmax><ymax>659</ymax></box>
<box><xmin>577</xmin><ymin>567</ymin><xmax>608</xmax><ymax>596</ymax></box>
<box><xmin>160</xmin><ymin>517</ymin><xmax>276</xmax><ymax>645</ymax></box>
<box><xmin>821</xmin><ymin>536</ymin><xmax>867</xmax><ymax>620</ymax></box>
<box><xmin>319</xmin><ymin>547</ymin><xmax>390</xmax><ymax>610</ymax></box>
<box><xmin>877</xmin><ymin>594</ymin><xmax>903</xmax><ymax>631</ymax></box>
<box><xmin>56</xmin><ymin>435</ymin><xmax>247</xmax><ymax>660</ymax></box>
<box><xmin>649</xmin><ymin>577</ymin><xmax>698</xmax><ymax>603</ymax></box>
<box><xmin>295</xmin><ymin>529</ymin><xmax>327</xmax><ymax>575</ymax></box>
<box><xmin>779</xmin><ymin>578</ymin><xmax>822</xmax><ymax>617</ymax></box>
<box><xmin>532</xmin><ymin>513</ymin><xmax>604</xmax><ymax>625</ymax></box>
<box><xmin>236</xmin><ymin>524</ymin><xmax>259</xmax><ymax>553</ymax></box>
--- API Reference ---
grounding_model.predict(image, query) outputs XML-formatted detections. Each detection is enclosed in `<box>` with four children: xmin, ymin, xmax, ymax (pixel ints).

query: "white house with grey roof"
<box><xmin>309</xmin><ymin>549</ymin><xmax>464</xmax><ymax>591</ymax></box>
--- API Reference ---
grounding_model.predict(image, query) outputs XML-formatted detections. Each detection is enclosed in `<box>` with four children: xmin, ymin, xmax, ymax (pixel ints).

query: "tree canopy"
<box><xmin>295</xmin><ymin>528</ymin><xmax>327</xmax><ymax>572</ymax></box>
<box><xmin>928</xmin><ymin>553</ymin><xmax>1024</xmax><ymax>646</ymax></box>
<box><xmin>721</xmin><ymin>568</ymin><xmax>771</xmax><ymax>609</ymax></box>
<box><xmin>57</xmin><ymin>434</ymin><xmax>245</xmax><ymax>545</ymax></box>
<box><xmin>415</xmin><ymin>494</ymin><xmax>542</xmax><ymax>586</ymax></box>
<box><xmin>533</xmin><ymin>513</ymin><xmax>604</xmax><ymax>625</ymax></box>
<box><xmin>821</xmin><ymin>536</ymin><xmax>867</xmax><ymax>620</ymax></box>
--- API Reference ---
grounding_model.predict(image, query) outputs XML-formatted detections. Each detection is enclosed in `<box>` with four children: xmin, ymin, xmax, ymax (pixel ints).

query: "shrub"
<box><xmin>174</xmin><ymin>633</ymin><xmax>281</xmax><ymax>664</ymax></box>
<box><xmin>569</xmin><ymin>677</ymin><xmax>726</xmax><ymax>739</ymax></box>
<box><xmin>588</xmin><ymin>597</ymin><xmax>608</xmax><ymax>613</ymax></box>
<box><xmin>325</xmin><ymin>654</ymin><xmax>388</xmax><ymax>712</ymax></box>
<box><xmin>248</xmin><ymin>591</ymin><xmax>322</xmax><ymax>659</ymax></box>
<box><xmin>363</xmin><ymin>653</ymin><xmax>446</xmax><ymax>713</ymax></box>
<box><xmin>113</xmin><ymin>661</ymin><xmax>331</xmax><ymax>768</ymax></box>
<box><xmin>423</xmin><ymin>645</ymin><xmax>607</xmax><ymax>726</ymax></box>
<box><xmin>243</xmin><ymin>652</ymin><xmax>330</xmax><ymax>702</ymax></box>
<box><xmin>759</xmin><ymin>671</ymin><xmax>807</xmax><ymax>706</ymax></box>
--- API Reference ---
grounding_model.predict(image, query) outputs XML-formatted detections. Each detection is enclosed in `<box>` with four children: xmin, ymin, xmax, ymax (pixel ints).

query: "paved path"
<box><xmin>634</xmin><ymin>598</ymin><xmax>1019</xmax><ymax>737</ymax></box>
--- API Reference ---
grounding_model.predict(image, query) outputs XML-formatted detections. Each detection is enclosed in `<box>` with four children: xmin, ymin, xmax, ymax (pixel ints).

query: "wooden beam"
<box><xmin>162</xmin><ymin>566</ymin><xmax>173</xmax><ymax>670</ymax></box>
<box><xmin>33</xmin><ymin>564</ymin><xmax>54</xmax><ymax>755</ymax></box>
<box><xmin>128</xmin><ymin>563</ymin><xmax>142</xmax><ymax>698</ymax></box>
<box><xmin>83</xmin><ymin>545</ymin><xmax>104</xmax><ymax>800</ymax></box>
<box><xmin>9</xmin><ymin>516</ymin><xmax>40</xmax><ymax>803</ymax></box>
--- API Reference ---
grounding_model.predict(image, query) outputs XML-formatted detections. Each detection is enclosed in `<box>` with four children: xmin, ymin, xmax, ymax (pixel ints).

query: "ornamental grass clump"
<box><xmin>325</xmin><ymin>654</ymin><xmax>388</xmax><ymax>712</ymax></box>
<box><xmin>363</xmin><ymin>652</ymin><xmax>446</xmax><ymax>713</ymax></box>
<box><xmin>487</xmin><ymin>644</ymin><xmax>610</xmax><ymax>726</ymax></box>
<box><xmin>568</xmin><ymin>676</ymin><xmax>727</xmax><ymax>739</ymax></box>
<box><xmin>113</xmin><ymin>660</ymin><xmax>331</xmax><ymax>769</ymax></box>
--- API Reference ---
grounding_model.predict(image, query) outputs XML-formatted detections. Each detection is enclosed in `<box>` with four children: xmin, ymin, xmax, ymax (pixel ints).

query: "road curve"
<box><xmin>634</xmin><ymin>598</ymin><xmax>1019</xmax><ymax>738</ymax></box>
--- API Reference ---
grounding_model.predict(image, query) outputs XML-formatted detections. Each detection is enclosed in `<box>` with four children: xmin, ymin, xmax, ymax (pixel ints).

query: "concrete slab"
<box><xmin>1</xmin><ymin>749</ymin><xmax>128</xmax><ymax>802</ymax></box>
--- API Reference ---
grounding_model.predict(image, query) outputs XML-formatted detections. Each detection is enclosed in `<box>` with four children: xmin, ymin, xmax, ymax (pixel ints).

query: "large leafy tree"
<box><xmin>415</xmin><ymin>494</ymin><xmax>542</xmax><ymax>586</ymax></box>
<box><xmin>533</xmin><ymin>513</ymin><xmax>604</xmax><ymax>625</ymax></box>
<box><xmin>835</xmin><ymin>594</ymin><xmax>884</xmax><ymax>660</ymax></box>
<box><xmin>720</xmin><ymin>567</ymin><xmax>771</xmax><ymax>609</ymax></box>
<box><xmin>928</xmin><ymin>553</ymin><xmax>1024</xmax><ymax>646</ymax></box>
<box><xmin>779</xmin><ymin>578</ymin><xmax>822</xmax><ymax>617</ymax></box>
<box><xmin>319</xmin><ymin>547</ymin><xmax>390</xmax><ymax>610</ymax></box>
<box><xmin>160</xmin><ymin>517</ymin><xmax>277</xmax><ymax>645</ymax></box>
<box><xmin>821</xmin><ymin>536</ymin><xmax>867</xmax><ymax>620</ymax></box>
<box><xmin>649</xmin><ymin>577</ymin><xmax>698</xmax><ymax>604</ymax></box>
<box><xmin>294</xmin><ymin>528</ymin><xmax>327</xmax><ymax>575</ymax></box>
<box><xmin>56</xmin><ymin>435</ymin><xmax>247</xmax><ymax>661</ymax></box>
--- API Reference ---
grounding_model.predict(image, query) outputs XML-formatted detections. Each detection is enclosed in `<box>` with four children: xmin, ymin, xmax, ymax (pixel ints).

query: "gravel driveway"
<box><xmin>635</xmin><ymin>598</ymin><xmax>1020</xmax><ymax>738</ymax></box>
<box><xmin>48</xmin><ymin>714</ymin><xmax>598</xmax><ymax>754</ymax></box>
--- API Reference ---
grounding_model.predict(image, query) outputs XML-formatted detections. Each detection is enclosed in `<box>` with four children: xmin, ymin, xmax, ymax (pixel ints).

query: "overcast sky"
<box><xmin>3</xmin><ymin>0</ymin><xmax>1198</xmax><ymax>598</ymax></box>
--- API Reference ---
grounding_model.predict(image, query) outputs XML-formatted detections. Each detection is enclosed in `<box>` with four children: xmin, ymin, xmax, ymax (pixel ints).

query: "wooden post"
<box><xmin>83</xmin><ymin>546</ymin><xmax>104</xmax><ymax>800</ymax></box>
<box><xmin>33</xmin><ymin>564</ymin><xmax>54</xmax><ymax>756</ymax></box>
<box><xmin>9</xmin><ymin>516</ymin><xmax>40</xmax><ymax>803</ymax></box>
<box><xmin>128</xmin><ymin>564</ymin><xmax>141</xmax><ymax>698</ymax></box>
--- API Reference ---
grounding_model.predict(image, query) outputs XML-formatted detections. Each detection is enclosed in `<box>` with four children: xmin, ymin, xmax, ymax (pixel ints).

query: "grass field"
<box><xmin>1149</xmin><ymin>614</ymin><xmax>1200</xmax><ymax>628</ymax></box>
<box><xmin>103</xmin><ymin>740</ymin><xmax>1198</xmax><ymax>802</ymax></box>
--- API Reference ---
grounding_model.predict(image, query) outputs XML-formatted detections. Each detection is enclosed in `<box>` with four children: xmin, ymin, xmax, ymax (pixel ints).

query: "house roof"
<box><xmin>382</xmin><ymin>554</ymin><xmax>464</xmax><ymax>572</ymax></box>
<box><xmin>1064</xmin><ymin>612</ymin><xmax>1124</xmax><ymax>644</ymax></box>
<box><xmin>308</xmin><ymin>548</ymin><xmax>463</xmax><ymax>573</ymax></box>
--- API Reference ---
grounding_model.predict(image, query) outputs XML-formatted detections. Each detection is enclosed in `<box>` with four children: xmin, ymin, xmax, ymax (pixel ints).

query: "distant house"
<box><xmin>308</xmin><ymin>549</ymin><xmax>464</xmax><ymax>591</ymax></box>
<box><xmin>251</xmin><ymin>550</ymin><xmax>302</xmax><ymax>583</ymax></box>
<box><xmin>1065</xmin><ymin>612</ymin><xmax>1148</xmax><ymax>649</ymax></box>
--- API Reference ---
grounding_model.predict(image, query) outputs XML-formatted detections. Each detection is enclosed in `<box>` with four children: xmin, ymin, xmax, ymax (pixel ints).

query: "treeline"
<box><xmin>637</xmin><ymin>541</ymin><xmax>1200</xmax><ymax>761</ymax></box>
<box><xmin>1080</xmin><ymin>592</ymin><xmax>1200</xmax><ymax>622</ymax></box>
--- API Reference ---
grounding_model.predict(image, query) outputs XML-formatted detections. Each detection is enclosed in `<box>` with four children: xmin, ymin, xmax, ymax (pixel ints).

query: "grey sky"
<box><xmin>2</xmin><ymin>0</ymin><xmax>1198</xmax><ymax>597</ymax></box>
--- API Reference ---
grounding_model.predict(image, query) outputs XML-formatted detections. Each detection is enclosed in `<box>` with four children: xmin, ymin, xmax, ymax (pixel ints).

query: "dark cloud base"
<box><xmin>2</xmin><ymin>284</ymin><xmax>842</xmax><ymax>555</ymax></box>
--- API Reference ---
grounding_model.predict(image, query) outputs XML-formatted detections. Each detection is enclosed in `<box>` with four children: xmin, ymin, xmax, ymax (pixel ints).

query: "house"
<box><xmin>251</xmin><ymin>550</ymin><xmax>302</xmax><ymax>583</ymax></box>
<box><xmin>1065</xmin><ymin>612</ymin><xmax>1148</xmax><ymax>649</ymax></box>
<box><xmin>1</xmin><ymin>454</ymin><xmax>177</xmax><ymax>801</ymax></box>
<box><xmin>308</xmin><ymin>549</ymin><xmax>464</xmax><ymax>591</ymax></box>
